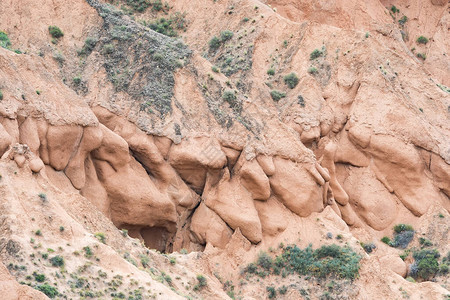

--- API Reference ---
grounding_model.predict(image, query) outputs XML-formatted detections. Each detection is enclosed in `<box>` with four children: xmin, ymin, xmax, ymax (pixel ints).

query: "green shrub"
<box><xmin>84</xmin><ymin>37</ymin><xmax>97</xmax><ymax>51</ymax></box>
<box><xmin>412</xmin><ymin>249</ymin><xmax>440</xmax><ymax>280</ymax></box>
<box><xmin>270</xmin><ymin>90</ymin><xmax>286</xmax><ymax>101</ymax></box>
<box><xmin>209</xmin><ymin>36</ymin><xmax>221</xmax><ymax>51</ymax></box>
<box><xmin>440</xmin><ymin>264</ymin><xmax>449</xmax><ymax>274</ymax></box>
<box><xmin>94</xmin><ymin>232</ymin><xmax>106</xmax><ymax>244</ymax></box>
<box><xmin>416</xmin><ymin>36</ymin><xmax>428</xmax><ymax>44</ymax></box>
<box><xmin>0</xmin><ymin>31</ymin><xmax>11</xmax><ymax>49</ymax></box>
<box><xmin>245</xmin><ymin>263</ymin><xmax>257</xmax><ymax>274</ymax></box>
<box><xmin>35</xmin><ymin>229</ymin><xmax>42</xmax><ymax>236</ymax></box>
<box><xmin>35</xmin><ymin>284</ymin><xmax>58</xmax><ymax>298</ymax></box>
<box><xmin>48</xmin><ymin>26</ymin><xmax>64</xmax><ymax>39</ymax></box>
<box><xmin>0</xmin><ymin>90</ymin><xmax>3</xmax><ymax>100</ymax></box>
<box><xmin>398</xmin><ymin>16</ymin><xmax>408</xmax><ymax>25</ymax></box>
<box><xmin>121</xmin><ymin>229</ymin><xmax>128</xmax><ymax>237</ymax></box>
<box><xmin>126</xmin><ymin>0</ymin><xmax>151</xmax><ymax>12</ymax></box>
<box><xmin>103</xmin><ymin>44</ymin><xmax>114</xmax><ymax>54</ymax></box>
<box><xmin>400</xmin><ymin>250</ymin><xmax>410</xmax><ymax>261</ymax></box>
<box><xmin>245</xmin><ymin>244</ymin><xmax>361</xmax><ymax>280</ymax></box>
<box><xmin>49</xmin><ymin>255</ymin><xmax>64</xmax><ymax>267</ymax></box>
<box><xmin>73</xmin><ymin>76</ymin><xmax>81</xmax><ymax>85</ymax></box>
<box><xmin>393</xmin><ymin>230</ymin><xmax>414</xmax><ymax>249</ymax></box>
<box><xmin>419</xmin><ymin>237</ymin><xmax>432</xmax><ymax>247</ymax></box>
<box><xmin>257</xmin><ymin>252</ymin><xmax>273</xmax><ymax>270</ymax></box>
<box><xmin>267</xmin><ymin>68</ymin><xmax>275</xmax><ymax>76</ymax></box>
<box><xmin>361</xmin><ymin>242</ymin><xmax>376</xmax><ymax>254</ymax></box>
<box><xmin>33</xmin><ymin>272</ymin><xmax>46</xmax><ymax>282</ymax></box>
<box><xmin>267</xmin><ymin>286</ymin><xmax>276</xmax><ymax>299</ymax></box>
<box><xmin>140</xmin><ymin>254</ymin><xmax>150</xmax><ymax>268</ymax></box>
<box><xmin>83</xmin><ymin>246</ymin><xmax>93</xmax><ymax>258</ymax></box>
<box><xmin>59</xmin><ymin>226</ymin><xmax>64</xmax><ymax>232</ymax></box>
<box><xmin>52</xmin><ymin>52</ymin><xmax>65</xmax><ymax>63</ymax></box>
<box><xmin>171</xmin><ymin>12</ymin><xmax>188</xmax><ymax>31</ymax></box>
<box><xmin>193</xmin><ymin>274</ymin><xmax>207</xmax><ymax>290</ymax></box>
<box><xmin>211</xmin><ymin>66</ymin><xmax>220</xmax><ymax>73</ymax></box>
<box><xmin>278</xmin><ymin>285</ymin><xmax>288</xmax><ymax>295</ymax></box>
<box><xmin>308</xmin><ymin>67</ymin><xmax>318</xmax><ymax>74</ymax></box>
<box><xmin>283</xmin><ymin>72</ymin><xmax>299</xmax><ymax>89</ymax></box>
<box><xmin>79</xmin><ymin>37</ymin><xmax>98</xmax><ymax>55</ymax></box>
<box><xmin>151</xmin><ymin>0</ymin><xmax>169</xmax><ymax>12</ymax></box>
<box><xmin>390</xmin><ymin>5</ymin><xmax>399</xmax><ymax>14</ymax></box>
<box><xmin>310</xmin><ymin>49</ymin><xmax>323</xmax><ymax>60</ymax></box>
<box><xmin>222</xmin><ymin>90</ymin><xmax>236</xmax><ymax>102</ymax></box>
<box><xmin>416</xmin><ymin>53</ymin><xmax>426</xmax><ymax>60</ymax></box>
<box><xmin>149</xmin><ymin>18</ymin><xmax>177</xmax><ymax>37</ymax></box>
<box><xmin>220</xmin><ymin>30</ymin><xmax>234</xmax><ymax>41</ymax></box>
<box><xmin>393</xmin><ymin>224</ymin><xmax>414</xmax><ymax>233</ymax></box>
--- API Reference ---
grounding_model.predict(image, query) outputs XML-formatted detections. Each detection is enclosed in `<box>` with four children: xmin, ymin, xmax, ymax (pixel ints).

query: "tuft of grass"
<box><xmin>267</xmin><ymin>68</ymin><xmax>275</xmax><ymax>76</ymax></box>
<box><xmin>0</xmin><ymin>90</ymin><xmax>3</xmax><ymax>100</ymax></box>
<box><xmin>211</xmin><ymin>66</ymin><xmax>220</xmax><ymax>73</ymax></box>
<box><xmin>308</xmin><ymin>67</ymin><xmax>318</xmax><ymax>74</ymax></box>
<box><xmin>35</xmin><ymin>229</ymin><xmax>42</xmax><ymax>236</ymax></box>
<box><xmin>94</xmin><ymin>232</ymin><xmax>106</xmax><ymax>244</ymax></box>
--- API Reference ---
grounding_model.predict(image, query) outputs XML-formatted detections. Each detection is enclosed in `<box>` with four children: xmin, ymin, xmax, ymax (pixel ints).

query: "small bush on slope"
<box><xmin>244</xmin><ymin>244</ymin><xmax>361</xmax><ymax>280</ymax></box>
